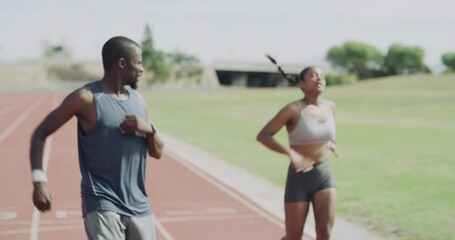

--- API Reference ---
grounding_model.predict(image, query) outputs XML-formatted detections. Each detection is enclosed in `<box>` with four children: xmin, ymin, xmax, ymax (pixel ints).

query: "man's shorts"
<box><xmin>84</xmin><ymin>211</ymin><xmax>156</xmax><ymax>240</ymax></box>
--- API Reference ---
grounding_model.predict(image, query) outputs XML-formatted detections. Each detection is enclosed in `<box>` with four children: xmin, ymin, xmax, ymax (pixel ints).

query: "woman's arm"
<box><xmin>256</xmin><ymin>103</ymin><xmax>314</xmax><ymax>172</ymax></box>
<box><xmin>256</xmin><ymin>105</ymin><xmax>293</xmax><ymax>155</ymax></box>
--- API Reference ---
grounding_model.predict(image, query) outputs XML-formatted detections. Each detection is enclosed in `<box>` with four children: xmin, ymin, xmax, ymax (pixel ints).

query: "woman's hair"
<box><xmin>298</xmin><ymin>67</ymin><xmax>316</xmax><ymax>81</ymax></box>
<box><xmin>265</xmin><ymin>54</ymin><xmax>314</xmax><ymax>83</ymax></box>
<box><xmin>102</xmin><ymin>36</ymin><xmax>140</xmax><ymax>71</ymax></box>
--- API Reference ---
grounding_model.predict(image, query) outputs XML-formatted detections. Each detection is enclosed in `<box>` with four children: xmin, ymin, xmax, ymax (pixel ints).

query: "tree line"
<box><xmin>141</xmin><ymin>25</ymin><xmax>455</xmax><ymax>86</ymax></box>
<box><xmin>141</xmin><ymin>24</ymin><xmax>202</xmax><ymax>85</ymax></box>
<box><xmin>325</xmin><ymin>41</ymin><xmax>455</xmax><ymax>85</ymax></box>
<box><xmin>41</xmin><ymin>25</ymin><xmax>455</xmax><ymax>85</ymax></box>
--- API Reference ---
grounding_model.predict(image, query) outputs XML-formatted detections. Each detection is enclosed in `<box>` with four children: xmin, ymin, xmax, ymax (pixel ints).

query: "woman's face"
<box><xmin>299</xmin><ymin>67</ymin><xmax>326</xmax><ymax>93</ymax></box>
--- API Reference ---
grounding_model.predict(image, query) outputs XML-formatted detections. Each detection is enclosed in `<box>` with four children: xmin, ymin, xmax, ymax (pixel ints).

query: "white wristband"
<box><xmin>32</xmin><ymin>169</ymin><xmax>48</xmax><ymax>183</ymax></box>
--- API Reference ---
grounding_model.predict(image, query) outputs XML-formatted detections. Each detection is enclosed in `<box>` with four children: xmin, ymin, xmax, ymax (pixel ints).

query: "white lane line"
<box><xmin>0</xmin><ymin>96</ymin><xmax>46</xmax><ymax>143</ymax></box>
<box><xmin>55</xmin><ymin>210</ymin><xmax>82</xmax><ymax>219</ymax></box>
<box><xmin>158</xmin><ymin>214</ymin><xmax>260</xmax><ymax>223</ymax></box>
<box><xmin>0</xmin><ymin>97</ymin><xmax>30</xmax><ymax>116</ymax></box>
<box><xmin>0</xmin><ymin>211</ymin><xmax>17</xmax><ymax>220</ymax></box>
<box><xmin>30</xmin><ymin>94</ymin><xmax>59</xmax><ymax>240</ymax></box>
<box><xmin>3</xmin><ymin>225</ymin><xmax>82</xmax><ymax>236</ymax></box>
<box><xmin>153</xmin><ymin>215</ymin><xmax>174</xmax><ymax>240</ymax></box>
<box><xmin>1</xmin><ymin>220</ymin><xmax>82</xmax><ymax>225</ymax></box>
<box><xmin>165</xmin><ymin>207</ymin><xmax>237</xmax><ymax>216</ymax></box>
<box><xmin>166</xmin><ymin>150</ymin><xmax>285</xmax><ymax>229</ymax></box>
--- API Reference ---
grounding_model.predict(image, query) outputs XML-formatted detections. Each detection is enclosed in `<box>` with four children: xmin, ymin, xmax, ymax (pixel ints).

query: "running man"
<box><xmin>30</xmin><ymin>36</ymin><xmax>164</xmax><ymax>240</ymax></box>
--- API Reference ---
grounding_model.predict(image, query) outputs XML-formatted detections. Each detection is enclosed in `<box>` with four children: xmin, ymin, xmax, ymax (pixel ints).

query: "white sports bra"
<box><xmin>288</xmin><ymin>110</ymin><xmax>336</xmax><ymax>146</ymax></box>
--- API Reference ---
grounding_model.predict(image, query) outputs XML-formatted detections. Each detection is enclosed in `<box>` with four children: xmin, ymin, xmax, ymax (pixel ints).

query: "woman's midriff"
<box><xmin>290</xmin><ymin>143</ymin><xmax>330</xmax><ymax>164</ymax></box>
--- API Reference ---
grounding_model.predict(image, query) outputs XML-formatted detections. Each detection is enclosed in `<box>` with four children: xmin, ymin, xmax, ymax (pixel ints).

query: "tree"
<box><xmin>441</xmin><ymin>52</ymin><xmax>455</xmax><ymax>73</ymax></box>
<box><xmin>166</xmin><ymin>50</ymin><xmax>202</xmax><ymax>81</ymax></box>
<box><xmin>141</xmin><ymin>24</ymin><xmax>169</xmax><ymax>82</ymax></box>
<box><xmin>383</xmin><ymin>44</ymin><xmax>429</xmax><ymax>75</ymax></box>
<box><xmin>141</xmin><ymin>24</ymin><xmax>202</xmax><ymax>84</ymax></box>
<box><xmin>326</xmin><ymin>41</ymin><xmax>383</xmax><ymax>80</ymax></box>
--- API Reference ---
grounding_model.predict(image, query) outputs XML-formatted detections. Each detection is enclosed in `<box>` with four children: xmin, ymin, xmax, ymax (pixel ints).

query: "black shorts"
<box><xmin>284</xmin><ymin>160</ymin><xmax>336</xmax><ymax>202</ymax></box>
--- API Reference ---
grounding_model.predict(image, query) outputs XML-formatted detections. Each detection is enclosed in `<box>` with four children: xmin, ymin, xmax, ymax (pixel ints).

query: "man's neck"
<box><xmin>100</xmin><ymin>75</ymin><xmax>127</xmax><ymax>98</ymax></box>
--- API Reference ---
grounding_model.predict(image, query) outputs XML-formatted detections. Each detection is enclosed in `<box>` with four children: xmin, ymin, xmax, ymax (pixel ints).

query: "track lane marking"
<box><xmin>153</xmin><ymin>215</ymin><xmax>174</xmax><ymax>240</ymax></box>
<box><xmin>165</xmin><ymin>150</ymin><xmax>285</xmax><ymax>229</ymax></box>
<box><xmin>158</xmin><ymin>214</ymin><xmax>260</xmax><ymax>223</ymax></box>
<box><xmin>0</xmin><ymin>97</ymin><xmax>32</xmax><ymax>116</ymax></box>
<box><xmin>0</xmin><ymin>96</ymin><xmax>46</xmax><ymax>143</ymax></box>
<box><xmin>3</xmin><ymin>225</ymin><xmax>82</xmax><ymax>236</ymax></box>
<box><xmin>164</xmin><ymin>207</ymin><xmax>237</xmax><ymax>216</ymax></box>
<box><xmin>30</xmin><ymin>94</ymin><xmax>59</xmax><ymax>240</ymax></box>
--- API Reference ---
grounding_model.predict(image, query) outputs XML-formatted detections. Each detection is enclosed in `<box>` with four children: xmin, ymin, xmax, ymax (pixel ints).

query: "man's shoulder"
<box><xmin>66</xmin><ymin>82</ymin><xmax>96</xmax><ymax>105</ymax></box>
<box><xmin>126</xmin><ymin>87</ymin><xmax>146</xmax><ymax>105</ymax></box>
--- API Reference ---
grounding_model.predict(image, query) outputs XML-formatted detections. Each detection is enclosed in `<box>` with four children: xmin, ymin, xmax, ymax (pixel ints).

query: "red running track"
<box><xmin>0</xmin><ymin>92</ymin><xmax>304</xmax><ymax>240</ymax></box>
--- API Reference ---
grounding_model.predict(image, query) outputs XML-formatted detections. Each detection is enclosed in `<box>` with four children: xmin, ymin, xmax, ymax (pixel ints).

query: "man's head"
<box><xmin>101</xmin><ymin>36</ymin><xmax>143</xmax><ymax>89</ymax></box>
<box><xmin>101</xmin><ymin>36</ymin><xmax>141</xmax><ymax>72</ymax></box>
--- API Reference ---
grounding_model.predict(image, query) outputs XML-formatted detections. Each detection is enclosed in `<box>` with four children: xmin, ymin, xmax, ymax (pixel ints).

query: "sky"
<box><xmin>1</xmin><ymin>0</ymin><xmax>454</xmax><ymax>72</ymax></box>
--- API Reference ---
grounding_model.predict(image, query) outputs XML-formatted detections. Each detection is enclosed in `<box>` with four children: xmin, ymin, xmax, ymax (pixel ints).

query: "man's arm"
<box><xmin>30</xmin><ymin>88</ymin><xmax>92</xmax><ymax>211</ymax></box>
<box><xmin>144</xmin><ymin>122</ymin><xmax>164</xmax><ymax>159</ymax></box>
<box><xmin>120</xmin><ymin>91</ymin><xmax>164</xmax><ymax>159</ymax></box>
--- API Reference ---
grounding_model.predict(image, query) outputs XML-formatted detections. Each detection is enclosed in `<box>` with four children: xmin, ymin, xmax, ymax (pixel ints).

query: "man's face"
<box><xmin>124</xmin><ymin>46</ymin><xmax>144</xmax><ymax>89</ymax></box>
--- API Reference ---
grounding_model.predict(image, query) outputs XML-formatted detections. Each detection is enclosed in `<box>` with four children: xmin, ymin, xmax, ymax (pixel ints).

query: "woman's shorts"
<box><xmin>284</xmin><ymin>160</ymin><xmax>336</xmax><ymax>202</ymax></box>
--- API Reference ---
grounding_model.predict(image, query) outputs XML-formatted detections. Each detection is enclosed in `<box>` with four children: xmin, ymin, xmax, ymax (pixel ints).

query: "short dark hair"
<box><xmin>101</xmin><ymin>36</ymin><xmax>140</xmax><ymax>71</ymax></box>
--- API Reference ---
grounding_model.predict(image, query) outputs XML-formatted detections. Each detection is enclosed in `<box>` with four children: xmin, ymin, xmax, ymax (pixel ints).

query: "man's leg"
<box><xmin>125</xmin><ymin>214</ymin><xmax>156</xmax><ymax>240</ymax></box>
<box><xmin>84</xmin><ymin>211</ymin><xmax>126</xmax><ymax>240</ymax></box>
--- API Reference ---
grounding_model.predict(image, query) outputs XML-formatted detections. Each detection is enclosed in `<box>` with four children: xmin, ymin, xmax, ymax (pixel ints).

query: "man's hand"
<box><xmin>120</xmin><ymin>115</ymin><xmax>150</xmax><ymax>135</ymax></box>
<box><xmin>33</xmin><ymin>182</ymin><xmax>52</xmax><ymax>212</ymax></box>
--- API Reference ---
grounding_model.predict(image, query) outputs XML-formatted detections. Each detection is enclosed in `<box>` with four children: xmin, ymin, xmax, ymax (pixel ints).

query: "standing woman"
<box><xmin>257</xmin><ymin>56</ymin><xmax>339</xmax><ymax>240</ymax></box>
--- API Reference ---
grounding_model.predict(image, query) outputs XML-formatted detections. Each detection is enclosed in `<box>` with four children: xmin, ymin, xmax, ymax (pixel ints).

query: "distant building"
<box><xmin>209</xmin><ymin>61</ymin><xmax>302</xmax><ymax>87</ymax></box>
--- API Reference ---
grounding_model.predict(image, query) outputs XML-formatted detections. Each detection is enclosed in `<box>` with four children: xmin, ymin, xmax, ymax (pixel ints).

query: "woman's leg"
<box><xmin>284</xmin><ymin>201</ymin><xmax>310</xmax><ymax>240</ymax></box>
<box><xmin>312</xmin><ymin>188</ymin><xmax>337</xmax><ymax>240</ymax></box>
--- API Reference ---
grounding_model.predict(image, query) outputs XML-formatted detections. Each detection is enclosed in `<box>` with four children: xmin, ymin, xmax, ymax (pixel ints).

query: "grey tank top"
<box><xmin>288</xmin><ymin>110</ymin><xmax>336</xmax><ymax>146</ymax></box>
<box><xmin>78</xmin><ymin>81</ymin><xmax>151</xmax><ymax>217</ymax></box>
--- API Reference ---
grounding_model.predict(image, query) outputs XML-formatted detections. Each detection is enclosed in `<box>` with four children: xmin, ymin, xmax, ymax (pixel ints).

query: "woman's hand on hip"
<box><xmin>288</xmin><ymin>148</ymin><xmax>314</xmax><ymax>172</ymax></box>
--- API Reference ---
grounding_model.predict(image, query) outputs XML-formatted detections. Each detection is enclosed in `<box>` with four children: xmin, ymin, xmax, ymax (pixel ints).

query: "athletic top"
<box><xmin>78</xmin><ymin>81</ymin><xmax>151</xmax><ymax>217</ymax></box>
<box><xmin>288</xmin><ymin>110</ymin><xmax>336</xmax><ymax>146</ymax></box>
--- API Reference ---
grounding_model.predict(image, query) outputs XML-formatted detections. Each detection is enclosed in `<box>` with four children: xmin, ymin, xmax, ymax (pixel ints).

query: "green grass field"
<box><xmin>143</xmin><ymin>74</ymin><xmax>455</xmax><ymax>240</ymax></box>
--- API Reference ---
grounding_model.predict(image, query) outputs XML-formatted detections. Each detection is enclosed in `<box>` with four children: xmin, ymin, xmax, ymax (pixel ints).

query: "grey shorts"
<box><xmin>84</xmin><ymin>211</ymin><xmax>156</xmax><ymax>240</ymax></box>
<box><xmin>284</xmin><ymin>160</ymin><xmax>336</xmax><ymax>202</ymax></box>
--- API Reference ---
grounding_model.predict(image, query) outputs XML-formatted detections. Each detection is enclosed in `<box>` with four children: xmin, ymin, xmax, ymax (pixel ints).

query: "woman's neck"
<box><xmin>303</xmin><ymin>94</ymin><xmax>321</xmax><ymax>106</ymax></box>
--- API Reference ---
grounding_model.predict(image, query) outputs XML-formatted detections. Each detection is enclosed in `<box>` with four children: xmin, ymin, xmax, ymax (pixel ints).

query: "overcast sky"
<box><xmin>1</xmin><ymin>0</ymin><xmax>454</xmax><ymax>71</ymax></box>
